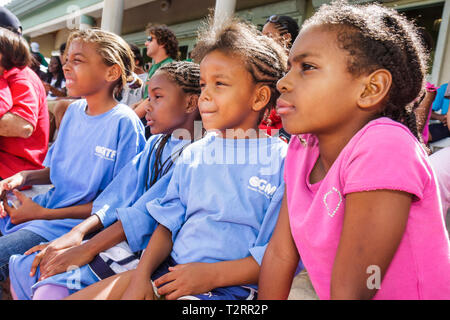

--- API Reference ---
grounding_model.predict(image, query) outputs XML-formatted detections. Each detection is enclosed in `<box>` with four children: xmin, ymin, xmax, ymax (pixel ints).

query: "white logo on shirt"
<box><xmin>323</xmin><ymin>187</ymin><xmax>342</xmax><ymax>218</ymax></box>
<box><xmin>95</xmin><ymin>146</ymin><xmax>117</xmax><ymax>161</ymax></box>
<box><xmin>248</xmin><ymin>176</ymin><xmax>277</xmax><ymax>198</ymax></box>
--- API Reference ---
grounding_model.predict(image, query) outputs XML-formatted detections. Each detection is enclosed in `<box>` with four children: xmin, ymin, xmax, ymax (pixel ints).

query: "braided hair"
<box><xmin>146</xmin><ymin>61</ymin><xmax>201</xmax><ymax>190</ymax></box>
<box><xmin>302</xmin><ymin>1</ymin><xmax>428</xmax><ymax>144</ymax></box>
<box><xmin>191</xmin><ymin>16</ymin><xmax>288</xmax><ymax>121</ymax></box>
<box><xmin>158</xmin><ymin>60</ymin><xmax>201</xmax><ymax>95</ymax></box>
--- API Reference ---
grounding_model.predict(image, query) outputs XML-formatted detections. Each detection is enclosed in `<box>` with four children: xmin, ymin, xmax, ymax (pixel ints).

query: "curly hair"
<box><xmin>146</xmin><ymin>24</ymin><xmax>179</xmax><ymax>60</ymax></box>
<box><xmin>66</xmin><ymin>28</ymin><xmax>135</xmax><ymax>100</ymax></box>
<box><xmin>302</xmin><ymin>1</ymin><xmax>428</xmax><ymax>143</ymax></box>
<box><xmin>192</xmin><ymin>16</ymin><xmax>288</xmax><ymax>118</ymax></box>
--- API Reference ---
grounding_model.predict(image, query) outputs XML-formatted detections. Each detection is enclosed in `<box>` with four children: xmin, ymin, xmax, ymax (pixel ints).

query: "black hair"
<box><xmin>302</xmin><ymin>1</ymin><xmax>428</xmax><ymax>144</ymax></box>
<box><xmin>46</xmin><ymin>55</ymin><xmax>65</xmax><ymax>88</ymax></box>
<box><xmin>265</xmin><ymin>15</ymin><xmax>300</xmax><ymax>48</ymax></box>
<box><xmin>128</xmin><ymin>42</ymin><xmax>144</xmax><ymax>67</ymax></box>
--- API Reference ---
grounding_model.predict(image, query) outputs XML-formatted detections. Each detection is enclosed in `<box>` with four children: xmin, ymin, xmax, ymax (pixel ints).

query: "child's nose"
<box><xmin>277</xmin><ymin>73</ymin><xmax>291</xmax><ymax>93</ymax></box>
<box><xmin>199</xmin><ymin>87</ymin><xmax>211</xmax><ymax>102</ymax></box>
<box><xmin>144</xmin><ymin>99</ymin><xmax>152</xmax><ymax>111</ymax></box>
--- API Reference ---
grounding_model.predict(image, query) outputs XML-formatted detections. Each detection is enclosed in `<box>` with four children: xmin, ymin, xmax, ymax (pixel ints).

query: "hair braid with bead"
<box><xmin>146</xmin><ymin>61</ymin><xmax>201</xmax><ymax>190</ymax></box>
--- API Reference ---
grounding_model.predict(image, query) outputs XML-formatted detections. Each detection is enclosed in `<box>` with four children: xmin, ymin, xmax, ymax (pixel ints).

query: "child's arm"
<box><xmin>132</xmin><ymin>98</ymin><xmax>150</xmax><ymax>119</ymax></box>
<box><xmin>331</xmin><ymin>189</ymin><xmax>411</xmax><ymax>300</ymax></box>
<box><xmin>258</xmin><ymin>190</ymin><xmax>300</xmax><ymax>300</ymax></box>
<box><xmin>153</xmin><ymin>256</ymin><xmax>261</xmax><ymax>300</ymax></box>
<box><xmin>2</xmin><ymin>189</ymin><xmax>93</xmax><ymax>224</ymax></box>
<box><xmin>121</xmin><ymin>224</ymin><xmax>173</xmax><ymax>300</ymax></box>
<box><xmin>26</xmin><ymin>214</ymin><xmax>106</xmax><ymax>277</ymax></box>
<box><xmin>36</xmin><ymin>220</ymin><xmax>127</xmax><ymax>281</ymax></box>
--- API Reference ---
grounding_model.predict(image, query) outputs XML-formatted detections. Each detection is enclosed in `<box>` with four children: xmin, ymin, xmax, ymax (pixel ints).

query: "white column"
<box><xmin>214</xmin><ymin>0</ymin><xmax>237</xmax><ymax>25</ymax></box>
<box><xmin>101</xmin><ymin>0</ymin><xmax>125</xmax><ymax>35</ymax></box>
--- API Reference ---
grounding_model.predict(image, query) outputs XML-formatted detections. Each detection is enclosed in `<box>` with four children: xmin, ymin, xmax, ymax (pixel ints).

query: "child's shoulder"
<box><xmin>110</xmin><ymin>103</ymin><xmax>142</xmax><ymax>121</ymax></box>
<box><xmin>355</xmin><ymin>117</ymin><xmax>420</xmax><ymax>148</ymax></box>
<box><xmin>64</xmin><ymin>99</ymin><xmax>85</xmax><ymax>115</ymax></box>
<box><xmin>344</xmin><ymin>117</ymin><xmax>428</xmax><ymax>165</ymax></box>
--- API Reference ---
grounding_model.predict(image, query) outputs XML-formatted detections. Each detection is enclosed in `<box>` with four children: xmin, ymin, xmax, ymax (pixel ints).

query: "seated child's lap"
<box><xmin>8</xmin><ymin>252</ymin><xmax>99</xmax><ymax>300</ymax></box>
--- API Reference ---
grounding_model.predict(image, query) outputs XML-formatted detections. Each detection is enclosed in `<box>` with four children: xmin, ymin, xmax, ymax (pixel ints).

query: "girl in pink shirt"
<box><xmin>258</xmin><ymin>1</ymin><xmax>450</xmax><ymax>300</ymax></box>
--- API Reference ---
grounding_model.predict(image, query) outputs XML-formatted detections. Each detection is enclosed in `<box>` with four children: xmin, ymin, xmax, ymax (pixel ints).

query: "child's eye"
<box><xmin>301</xmin><ymin>63</ymin><xmax>316</xmax><ymax>72</ymax></box>
<box><xmin>215</xmin><ymin>81</ymin><xmax>226</xmax><ymax>86</ymax></box>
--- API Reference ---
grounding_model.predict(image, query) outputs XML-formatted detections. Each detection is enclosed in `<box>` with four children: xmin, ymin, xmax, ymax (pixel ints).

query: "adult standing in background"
<box><xmin>131</xmin><ymin>24</ymin><xmax>179</xmax><ymax>138</ymax></box>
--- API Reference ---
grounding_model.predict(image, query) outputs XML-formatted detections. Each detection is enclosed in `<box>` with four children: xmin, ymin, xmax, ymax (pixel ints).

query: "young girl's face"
<box><xmin>199</xmin><ymin>50</ymin><xmax>261</xmax><ymax>134</ymax></box>
<box><xmin>145</xmin><ymin>71</ymin><xmax>195</xmax><ymax>135</ymax></box>
<box><xmin>48</xmin><ymin>56</ymin><xmax>60</xmax><ymax>74</ymax></box>
<box><xmin>276</xmin><ymin>26</ymin><xmax>364</xmax><ymax>135</ymax></box>
<box><xmin>63</xmin><ymin>40</ymin><xmax>116</xmax><ymax>98</ymax></box>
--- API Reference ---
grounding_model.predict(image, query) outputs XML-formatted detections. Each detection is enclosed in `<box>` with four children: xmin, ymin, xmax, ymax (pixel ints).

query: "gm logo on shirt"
<box><xmin>95</xmin><ymin>146</ymin><xmax>117</xmax><ymax>161</ymax></box>
<box><xmin>248</xmin><ymin>176</ymin><xmax>277</xmax><ymax>199</ymax></box>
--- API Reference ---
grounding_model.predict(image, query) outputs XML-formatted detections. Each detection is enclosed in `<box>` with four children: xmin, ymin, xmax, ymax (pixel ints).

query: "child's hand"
<box><xmin>37</xmin><ymin>245</ymin><xmax>96</xmax><ymax>281</ymax></box>
<box><xmin>0</xmin><ymin>172</ymin><xmax>25</xmax><ymax>214</ymax></box>
<box><xmin>27</xmin><ymin>229</ymin><xmax>85</xmax><ymax>277</ymax></box>
<box><xmin>154</xmin><ymin>262</ymin><xmax>216</xmax><ymax>300</ymax></box>
<box><xmin>2</xmin><ymin>190</ymin><xmax>46</xmax><ymax>225</ymax></box>
<box><xmin>121</xmin><ymin>272</ymin><xmax>156</xmax><ymax>300</ymax></box>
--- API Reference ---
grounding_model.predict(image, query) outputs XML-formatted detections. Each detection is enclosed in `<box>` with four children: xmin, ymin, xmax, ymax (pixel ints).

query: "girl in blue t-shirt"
<box><xmin>66</xmin><ymin>17</ymin><xmax>289</xmax><ymax>301</ymax></box>
<box><xmin>9</xmin><ymin>61</ymin><xmax>202</xmax><ymax>300</ymax></box>
<box><xmin>0</xmin><ymin>29</ymin><xmax>146</xmax><ymax>291</ymax></box>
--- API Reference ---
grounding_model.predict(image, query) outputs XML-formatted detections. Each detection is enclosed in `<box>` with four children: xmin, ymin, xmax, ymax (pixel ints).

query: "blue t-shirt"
<box><xmin>94</xmin><ymin>134</ymin><xmax>191</xmax><ymax>229</ymax></box>
<box><xmin>0</xmin><ymin>99</ymin><xmax>146</xmax><ymax>240</ymax></box>
<box><xmin>121</xmin><ymin>132</ymin><xmax>287</xmax><ymax>270</ymax></box>
<box><xmin>432</xmin><ymin>83</ymin><xmax>449</xmax><ymax>115</ymax></box>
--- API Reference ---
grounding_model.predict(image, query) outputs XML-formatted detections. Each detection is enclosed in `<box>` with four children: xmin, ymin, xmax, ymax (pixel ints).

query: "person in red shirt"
<box><xmin>0</xmin><ymin>27</ymin><xmax>49</xmax><ymax>180</ymax></box>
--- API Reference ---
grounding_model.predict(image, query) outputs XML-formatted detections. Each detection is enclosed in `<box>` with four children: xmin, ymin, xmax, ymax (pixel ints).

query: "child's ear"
<box><xmin>185</xmin><ymin>94</ymin><xmax>199</xmax><ymax>113</ymax></box>
<box><xmin>105</xmin><ymin>65</ymin><xmax>122</xmax><ymax>83</ymax></box>
<box><xmin>252</xmin><ymin>85</ymin><xmax>271</xmax><ymax>112</ymax></box>
<box><xmin>357</xmin><ymin>69</ymin><xmax>392</xmax><ymax>110</ymax></box>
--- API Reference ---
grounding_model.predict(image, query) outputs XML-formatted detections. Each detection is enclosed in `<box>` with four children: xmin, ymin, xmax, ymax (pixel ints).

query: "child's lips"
<box><xmin>145</xmin><ymin>116</ymin><xmax>154</xmax><ymax>126</ymax></box>
<box><xmin>200</xmin><ymin>109</ymin><xmax>217</xmax><ymax>116</ymax></box>
<box><xmin>276</xmin><ymin>99</ymin><xmax>295</xmax><ymax>115</ymax></box>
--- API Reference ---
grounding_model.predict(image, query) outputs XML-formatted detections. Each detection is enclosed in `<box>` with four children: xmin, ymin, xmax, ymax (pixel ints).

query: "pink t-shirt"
<box><xmin>285</xmin><ymin>117</ymin><xmax>450</xmax><ymax>300</ymax></box>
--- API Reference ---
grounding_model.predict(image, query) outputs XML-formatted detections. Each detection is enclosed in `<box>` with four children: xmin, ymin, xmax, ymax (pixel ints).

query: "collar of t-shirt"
<box><xmin>148</xmin><ymin>57</ymin><xmax>173</xmax><ymax>78</ymax></box>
